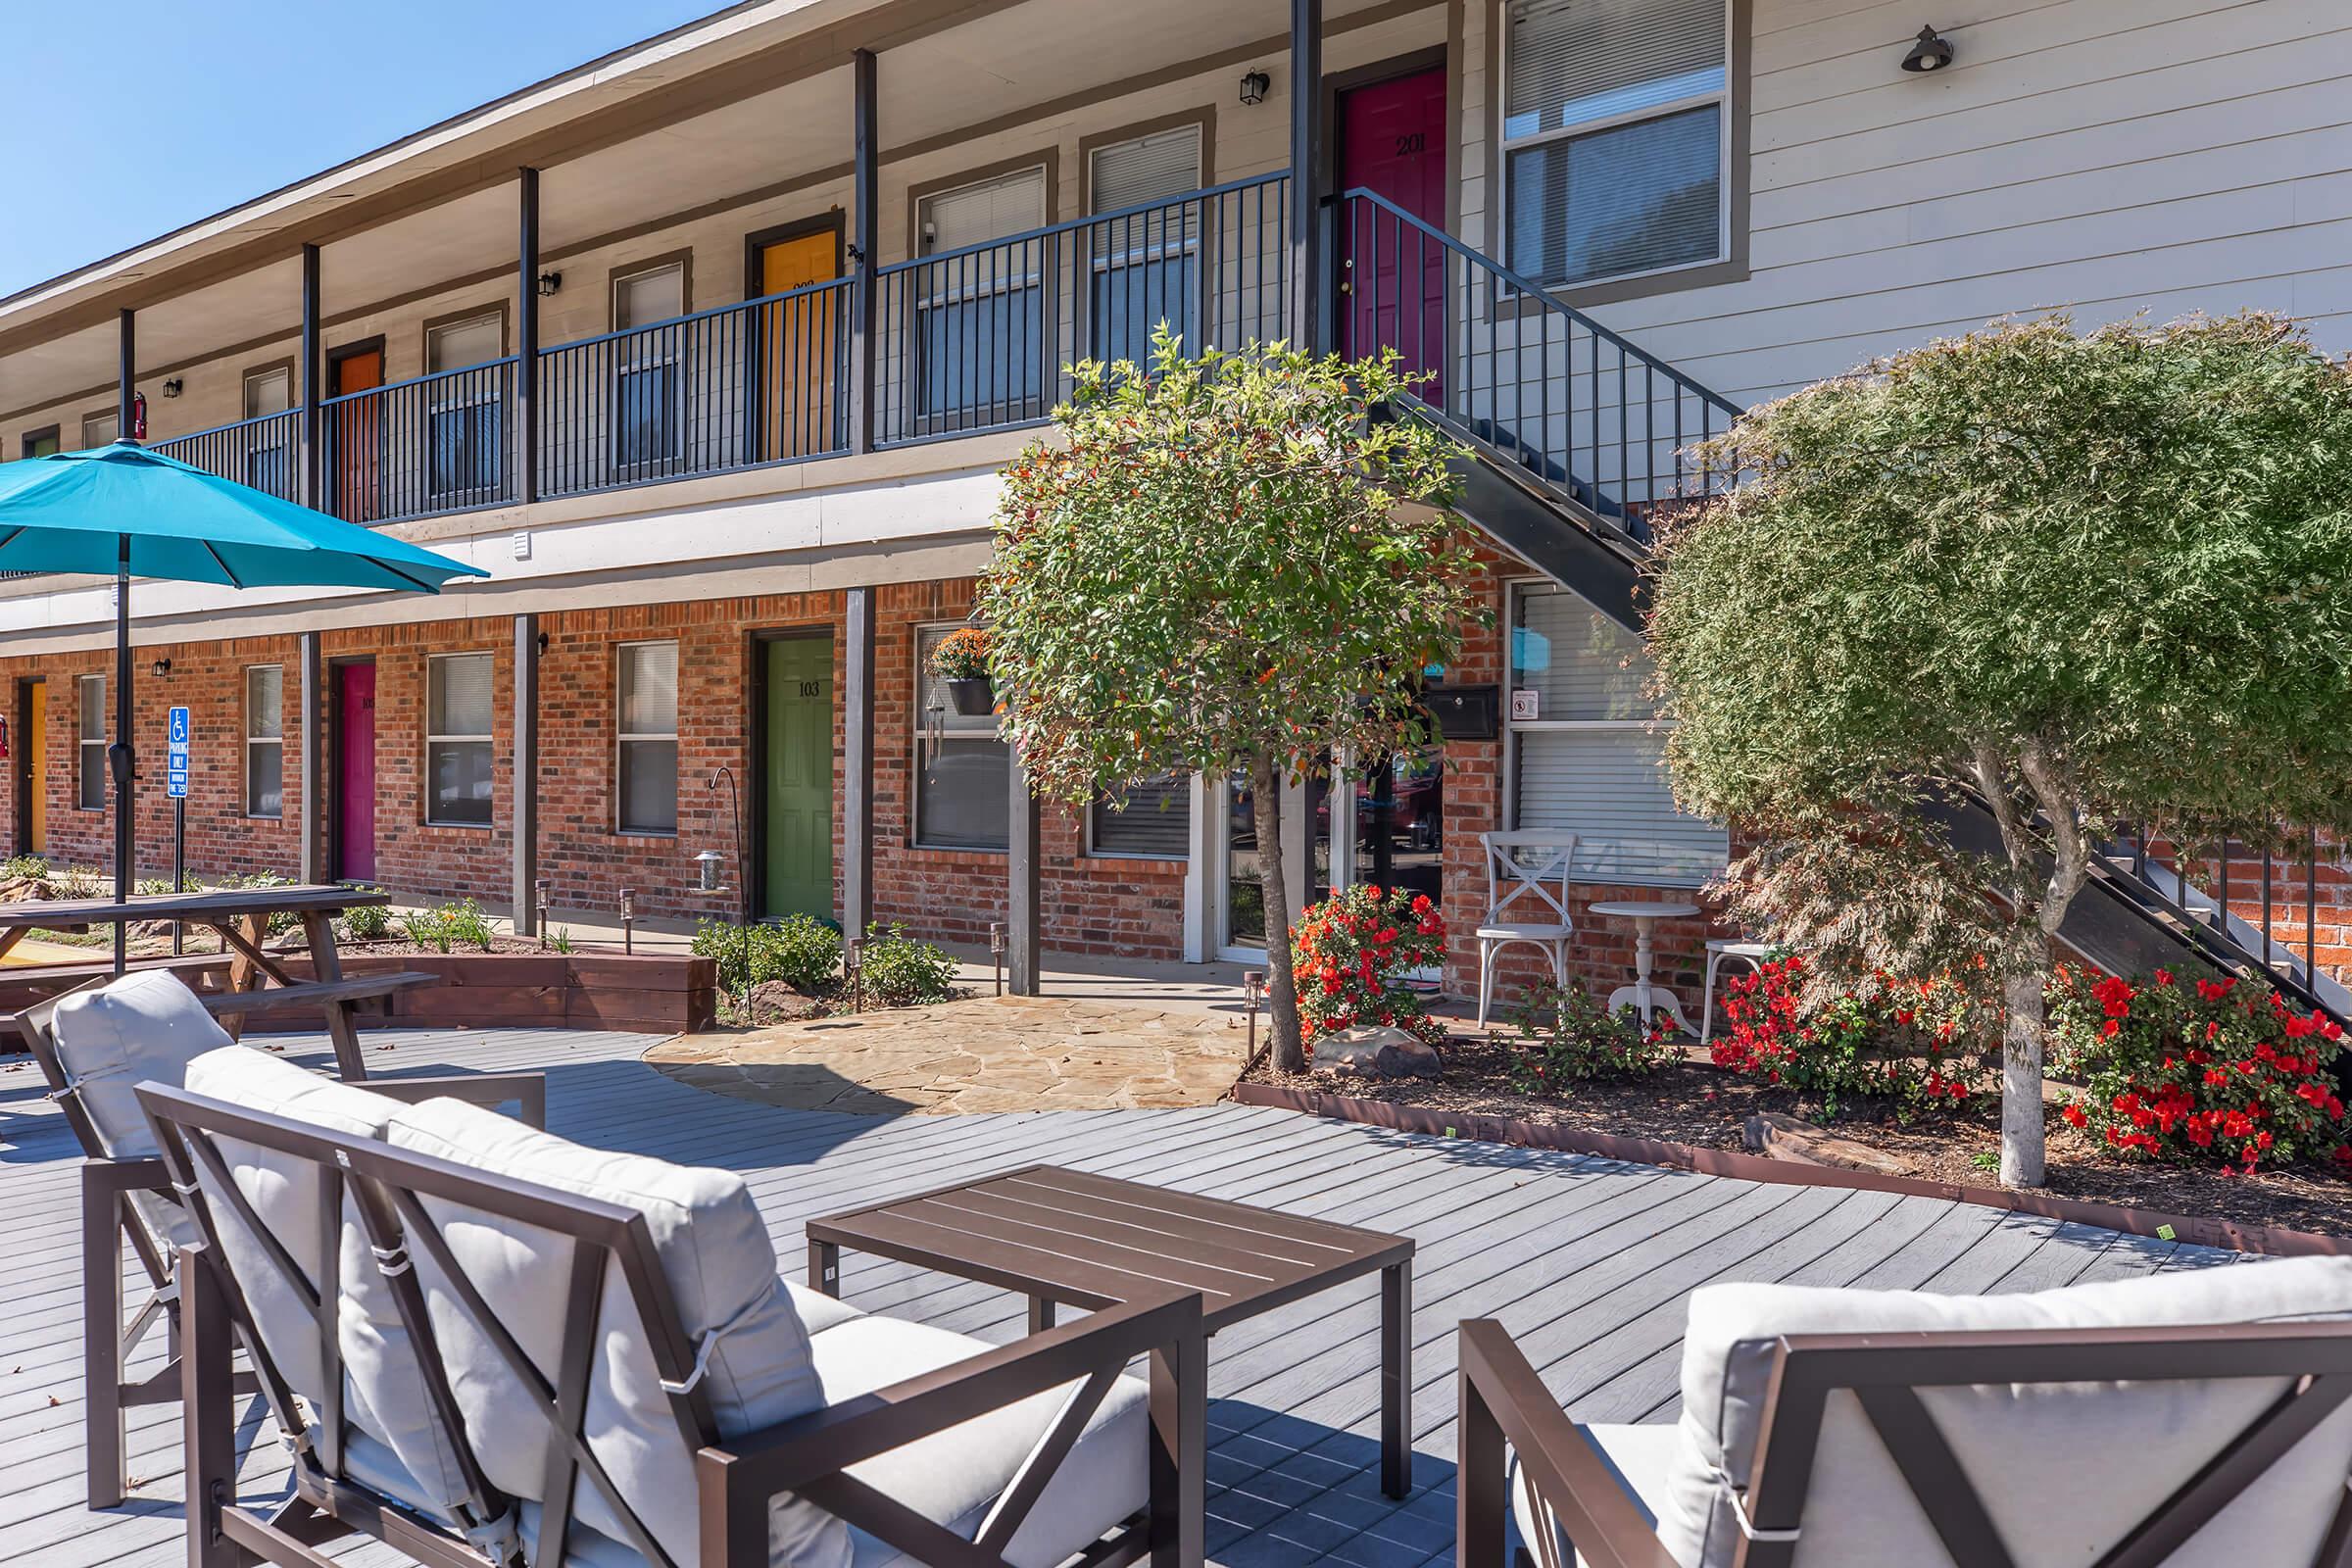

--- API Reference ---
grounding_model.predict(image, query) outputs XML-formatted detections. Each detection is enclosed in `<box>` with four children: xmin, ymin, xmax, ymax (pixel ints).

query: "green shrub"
<box><xmin>855</xmin><ymin>923</ymin><xmax>956</xmax><ymax>1007</ymax></box>
<box><xmin>550</xmin><ymin>927</ymin><xmax>575</xmax><ymax>955</ymax></box>
<box><xmin>693</xmin><ymin>913</ymin><xmax>843</xmax><ymax>994</ymax></box>
<box><xmin>136</xmin><ymin>877</ymin><xmax>175</xmax><ymax>897</ymax></box>
<box><xmin>338</xmin><ymin>890</ymin><xmax>392</xmax><ymax>943</ymax></box>
<box><xmin>1506</xmin><ymin>984</ymin><xmax>1676</xmax><ymax>1092</ymax></box>
<box><xmin>2</xmin><ymin>854</ymin><xmax>49</xmax><ymax>883</ymax></box>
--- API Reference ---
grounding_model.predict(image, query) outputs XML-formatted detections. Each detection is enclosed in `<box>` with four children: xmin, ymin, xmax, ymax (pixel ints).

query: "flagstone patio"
<box><xmin>645</xmin><ymin>992</ymin><xmax>1256</xmax><ymax>1113</ymax></box>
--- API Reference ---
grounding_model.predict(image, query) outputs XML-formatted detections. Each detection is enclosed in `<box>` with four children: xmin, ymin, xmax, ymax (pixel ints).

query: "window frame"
<box><xmin>614</xmin><ymin>639</ymin><xmax>681</xmax><ymax>838</ymax></box>
<box><xmin>243</xmin><ymin>663</ymin><xmax>285</xmax><ymax>819</ymax></box>
<box><xmin>909</xmin><ymin>621</ymin><xmax>1011</xmax><ymax>853</ymax></box>
<box><xmin>240</xmin><ymin>359</ymin><xmax>297</xmax><ymax>496</ymax></box>
<box><xmin>423</xmin><ymin>651</ymin><xmax>496</xmax><ymax>829</ymax></box>
<box><xmin>23</xmin><ymin>425</ymin><xmax>61</xmax><ymax>461</ymax></box>
<box><xmin>421</xmin><ymin>305</ymin><xmax>510</xmax><ymax>504</ymax></box>
<box><xmin>907</xmin><ymin>155</ymin><xmax>1054</xmax><ymax>432</ymax></box>
<box><xmin>608</xmin><ymin>253</ymin><xmax>695</xmax><ymax>479</ymax></box>
<box><xmin>1079</xmin><ymin>114</ymin><xmax>1211</xmax><ymax>366</ymax></box>
<box><xmin>1086</xmin><ymin>773</ymin><xmax>1194</xmax><ymax>861</ymax></box>
<box><xmin>1501</xmin><ymin>575</ymin><xmax>1725</xmax><ymax>888</ymax></box>
<box><xmin>1494</xmin><ymin>0</ymin><xmax>1741</xmax><ymax>297</ymax></box>
<box><xmin>80</xmin><ymin>408</ymin><xmax>120</xmax><ymax>449</ymax></box>
<box><xmin>77</xmin><ymin>673</ymin><xmax>107</xmax><ymax>811</ymax></box>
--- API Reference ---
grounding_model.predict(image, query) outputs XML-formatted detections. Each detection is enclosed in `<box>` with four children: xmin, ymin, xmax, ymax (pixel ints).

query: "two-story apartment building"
<box><xmin>0</xmin><ymin>0</ymin><xmax>2345</xmax><ymax>1004</ymax></box>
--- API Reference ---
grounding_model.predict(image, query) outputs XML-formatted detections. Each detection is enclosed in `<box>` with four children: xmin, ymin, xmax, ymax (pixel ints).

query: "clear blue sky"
<box><xmin>0</xmin><ymin>0</ymin><xmax>722</xmax><ymax>296</ymax></box>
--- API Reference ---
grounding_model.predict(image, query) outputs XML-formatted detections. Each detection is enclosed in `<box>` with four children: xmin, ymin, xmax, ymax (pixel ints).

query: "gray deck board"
<box><xmin>0</xmin><ymin>1025</ymin><xmax>2235</xmax><ymax>1567</ymax></box>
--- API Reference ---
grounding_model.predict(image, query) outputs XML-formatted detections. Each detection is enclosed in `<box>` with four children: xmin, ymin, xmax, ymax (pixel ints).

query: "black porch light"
<box><xmin>1239</xmin><ymin>69</ymin><xmax>1270</xmax><ymax>106</ymax></box>
<box><xmin>1901</xmin><ymin>24</ymin><xmax>1954</xmax><ymax>73</ymax></box>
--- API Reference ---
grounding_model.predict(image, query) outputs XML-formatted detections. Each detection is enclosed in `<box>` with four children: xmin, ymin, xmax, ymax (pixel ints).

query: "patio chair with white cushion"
<box><xmin>14</xmin><ymin>970</ymin><xmax>541</xmax><ymax>1509</ymax></box>
<box><xmin>1457</xmin><ymin>1255</ymin><xmax>2352</xmax><ymax>1567</ymax></box>
<box><xmin>1476</xmin><ymin>831</ymin><xmax>1580</xmax><ymax>1027</ymax></box>
<box><xmin>141</xmin><ymin>1046</ymin><xmax>1205</xmax><ymax>1568</ymax></box>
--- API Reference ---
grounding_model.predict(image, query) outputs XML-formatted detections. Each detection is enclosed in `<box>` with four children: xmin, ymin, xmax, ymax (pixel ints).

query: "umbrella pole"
<box><xmin>110</xmin><ymin>536</ymin><xmax>132</xmax><ymax>975</ymax></box>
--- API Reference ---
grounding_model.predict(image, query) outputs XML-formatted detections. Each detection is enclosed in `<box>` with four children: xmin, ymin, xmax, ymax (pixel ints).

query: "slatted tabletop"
<box><xmin>0</xmin><ymin>884</ymin><xmax>385</xmax><ymax>932</ymax></box>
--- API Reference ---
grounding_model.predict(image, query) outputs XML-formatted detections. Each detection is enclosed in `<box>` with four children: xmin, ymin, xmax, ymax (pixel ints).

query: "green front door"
<box><xmin>761</xmin><ymin>635</ymin><xmax>834</xmax><ymax>920</ymax></box>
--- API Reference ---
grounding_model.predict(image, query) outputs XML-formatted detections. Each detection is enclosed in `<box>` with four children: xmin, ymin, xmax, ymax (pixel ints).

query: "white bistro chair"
<box><xmin>1699</xmin><ymin>938</ymin><xmax>1773</xmax><ymax>1045</ymax></box>
<box><xmin>1475</xmin><ymin>830</ymin><xmax>1579</xmax><ymax>1027</ymax></box>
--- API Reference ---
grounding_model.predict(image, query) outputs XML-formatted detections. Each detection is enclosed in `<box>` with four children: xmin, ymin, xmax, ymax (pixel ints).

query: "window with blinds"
<box><xmin>243</xmin><ymin>365</ymin><xmax>293</xmax><ymax>495</ymax></box>
<box><xmin>1092</xmin><ymin>773</ymin><xmax>1192</xmax><ymax>859</ymax></box>
<box><xmin>427</xmin><ymin>652</ymin><xmax>495</xmax><ymax>827</ymax></box>
<box><xmin>1507</xmin><ymin>581</ymin><xmax>1725</xmax><ymax>885</ymax></box>
<box><xmin>1088</xmin><ymin>126</ymin><xmax>1203</xmax><ymax>367</ymax></box>
<box><xmin>425</xmin><ymin>312</ymin><xmax>505</xmax><ymax>501</ymax></box>
<box><xmin>617</xmin><ymin>641</ymin><xmax>679</xmax><ymax>835</ymax></box>
<box><xmin>916</xmin><ymin>167</ymin><xmax>1049</xmax><ymax>422</ymax></box>
<box><xmin>913</xmin><ymin>624</ymin><xmax>1010</xmax><ymax>850</ymax></box>
<box><xmin>1501</xmin><ymin>0</ymin><xmax>1730</xmax><ymax>288</ymax></box>
<box><xmin>77</xmin><ymin>673</ymin><xmax>105</xmax><ymax>810</ymax></box>
<box><xmin>612</xmin><ymin>263</ymin><xmax>689</xmax><ymax>475</ymax></box>
<box><xmin>246</xmin><ymin>665</ymin><xmax>283</xmax><ymax>819</ymax></box>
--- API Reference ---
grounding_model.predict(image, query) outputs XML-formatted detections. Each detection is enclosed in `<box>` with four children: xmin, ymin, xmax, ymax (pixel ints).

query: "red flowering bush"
<box><xmin>1291</xmin><ymin>883</ymin><xmax>1446</xmax><ymax>1050</ymax></box>
<box><xmin>1712</xmin><ymin>953</ymin><xmax>1990</xmax><ymax>1118</ymax></box>
<box><xmin>1507</xmin><ymin>984</ymin><xmax>1677</xmax><ymax>1092</ymax></box>
<box><xmin>2050</xmin><ymin>965</ymin><xmax>2349</xmax><ymax>1174</ymax></box>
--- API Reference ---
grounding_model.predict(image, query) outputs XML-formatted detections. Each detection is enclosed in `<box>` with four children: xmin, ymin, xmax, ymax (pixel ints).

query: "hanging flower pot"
<box><xmin>930</xmin><ymin>626</ymin><xmax>996</xmax><ymax>716</ymax></box>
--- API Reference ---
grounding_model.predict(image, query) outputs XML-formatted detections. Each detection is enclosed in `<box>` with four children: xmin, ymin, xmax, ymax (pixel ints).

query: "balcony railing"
<box><xmin>872</xmin><ymin>172</ymin><xmax>1292</xmax><ymax>447</ymax></box>
<box><xmin>539</xmin><ymin>276</ymin><xmax>853</xmax><ymax>501</ymax></box>
<box><xmin>151</xmin><ymin>409</ymin><xmax>304</xmax><ymax>503</ymax></box>
<box><xmin>318</xmin><ymin>358</ymin><xmax>518</xmax><ymax>525</ymax></box>
<box><xmin>141</xmin><ymin>177</ymin><xmax>1291</xmax><ymax>525</ymax></box>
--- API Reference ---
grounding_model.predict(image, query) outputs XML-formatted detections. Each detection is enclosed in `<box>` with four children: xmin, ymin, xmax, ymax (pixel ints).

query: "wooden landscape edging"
<box><xmin>1230</xmin><ymin>1081</ymin><xmax>2352</xmax><ymax>1259</ymax></box>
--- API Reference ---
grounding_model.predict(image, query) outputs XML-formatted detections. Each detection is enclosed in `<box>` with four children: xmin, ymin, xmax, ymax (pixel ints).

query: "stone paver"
<box><xmin>644</xmin><ymin>992</ymin><xmax>1251</xmax><ymax>1113</ymax></box>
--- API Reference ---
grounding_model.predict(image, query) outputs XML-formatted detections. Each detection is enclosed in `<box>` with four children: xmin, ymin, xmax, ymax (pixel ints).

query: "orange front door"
<box><xmin>756</xmin><ymin>230</ymin><xmax>839</xmax><ymax>461</ymax></box>
<box><xmin>330</xmin><ymin>347</ymin><xmax>385</xmax><ymax>523</ymax></box>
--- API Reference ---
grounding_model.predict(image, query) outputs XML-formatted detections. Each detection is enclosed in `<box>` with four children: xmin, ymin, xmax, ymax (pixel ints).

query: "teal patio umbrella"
<box><xmin>0</xmin><ymin>440</ymin><xmax>490</xmax><ymax>967</ymax></box>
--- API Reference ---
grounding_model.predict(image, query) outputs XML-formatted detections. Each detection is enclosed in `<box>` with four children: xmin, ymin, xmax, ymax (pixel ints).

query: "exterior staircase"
<box><xmin>1334</xmin><ymin>186</ymin><xmax>2349</xmax><ymax>1030</ymax></box>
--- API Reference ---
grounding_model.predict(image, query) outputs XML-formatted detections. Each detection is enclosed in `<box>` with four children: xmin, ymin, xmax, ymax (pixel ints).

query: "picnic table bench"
<box><xmin>0</xmin><ymin>883</ymin><xmax>434</xmax><ymax>1079</ymax></box>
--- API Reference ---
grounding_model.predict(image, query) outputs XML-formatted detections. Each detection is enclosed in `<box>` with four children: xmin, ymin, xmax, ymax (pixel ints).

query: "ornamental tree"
<box><xmin>979</xmin><ymin>330</ymin><xmax>1485</xmax><ymax>1071</ymax></box>
<box><xmin>1647</xmin><ymin>313</ymin><xmax>2352</xmax><ymax>1187</ymax></box>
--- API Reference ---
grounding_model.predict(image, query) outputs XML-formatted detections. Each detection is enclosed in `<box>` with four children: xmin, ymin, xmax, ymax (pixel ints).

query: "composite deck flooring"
<box><xmin>0</xmin><ymin>1026</ymin><xmax>2242</xmax><ymax>1566</ymax></box>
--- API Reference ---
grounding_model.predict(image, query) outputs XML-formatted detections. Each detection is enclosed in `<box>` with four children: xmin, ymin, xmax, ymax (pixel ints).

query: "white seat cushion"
<box><xmin>384</xmin><ymin>1099</ymin><xmax>846</xmax><ymax>1568</ymax></box>
<box><xmin>180</xmin><ymin>1045</ymin><xmax>471</xmax><ymax>1515</ymax></box>
<box><xmin>787</xmin><ymin>1282</ymin><xmax>865</xmax><ymax>1338</ymax></box>
<box><xmin>51</xmin><ymin>969</ymin><xmax>233</xmax><ymax>1158</ymax></box>
<box><xmin>1477</xmin><ymin>922</ymin><xmax>1573</xmax><ymax>941</ymax></box>
<box><xmin>1661</xmin><ymin>1255</ymin><xmax>2352</xmax><ymax>1568</ymax></box>
<box><xmin>1513</xmin><ymin>1423</ymin><xmax>1679</xmax><ymax>1566</ymax></box>
<box><xmin>808</xmin><ymin>1314</ymin><xmax>1151</xmax><ymax>1568</ymax></box>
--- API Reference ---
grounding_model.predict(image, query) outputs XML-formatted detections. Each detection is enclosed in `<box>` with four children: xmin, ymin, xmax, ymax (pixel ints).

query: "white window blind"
<box><xmin>1093</xmin><ymin>773</ymin><xmax>1192</xmax><ymax>859</ymax></box>
<box><xmin>921</xmin><ymin>167</ymin><xmax>1046</xmax><ymax>252</ymax></box>
<box><xmin>1090</xmin><ymin>127</ymin><xmax>1200</xmax><ymax>215</ymax></box>
<box><xmin>427</xmin><ymin>315</ymin><xmax>503</xmax><ymax>371</ymax></box>
<box><xmin>617</xmin><ymin>641</ymin><xmax>679</xmax><ymax>835</ymax></box>
<box><xmin>77</xmin><ymin>673</ymin><xmax>105</xmax><ymax>810</ymax></box>
<box><xmin>243</xmin><ymin>367</ymin><xmax>292</xmax><ymax>418</ymax></box>
<box><xmin>81</xmin><ymin>412</ymin><xmax>119</xmax><ymax>448</ymax></box>
<box><xmin>1508</xmin><ymin>583</ymin><xmax>1725</xmax><ymax>885</ymax></box>
<box><xmin>1502</xmin><ymin>0</ymin><xmax>1729</xmax><ymax>287</ymax></box>
<box><xmin>614</xmin><ymin>264</ymin><xmax>686</xmax><ymax>331</ymax></box>
<box><xmin>246</xmin><ymin>665</ymin><xmax>283</xmax><ymax>818</ymax></box>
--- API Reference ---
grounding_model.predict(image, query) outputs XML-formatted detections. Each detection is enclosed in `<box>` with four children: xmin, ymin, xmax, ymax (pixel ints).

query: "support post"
<box><xmin>1289</xmin><ymin>0</ymin><xmax>1326</xmax><ymax>350</ymax></box>
<box><xmin>111</xmin><ymin>306</ymin><xmax>135</xmax><ymax>974</ymax></box>
<box><xmin>512</xmin><ymin>614</ymin><xmax>539</xmax><ymax>936</ymax></box>
<box><xmin>516</xmin><ymin>168</ymin><xmax>541</xmax><ymax>505</ymax></box>
<box><xmin>1008</xmin><ymin>741</ymin><xmax>1043</xmax><ymax>996</ymax></box>
<box><xmin>841</xmin><ymin>586</ymin><xmax>875</xmax><ymax>938</ymax></box>
<box><xmin>299</xmin><ymin>243</ymin><xmax>321</xmax><ymax>508</ymax></box>
<box><xmin>848</xmin><ymin>49</ymin><xmax>879</xmax><ymax>454</ymax></box>
<box><xmin>298</xmin><ymin>632</ymin><xmax>323</xmax><ymax>885</ymax></box>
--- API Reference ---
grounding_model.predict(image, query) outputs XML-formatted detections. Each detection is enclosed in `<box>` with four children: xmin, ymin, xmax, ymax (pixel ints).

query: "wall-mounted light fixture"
<box><xmin>149</xmin><ymin>658</ymin><xmax>172</xmax><ymax>678</ymax></box>
<box><xmin>1239</xmin><ymin>69</ymin><xmax>1270</xmax><ymax>106</ymax></box>
<box><xmin>535</xmin><ymin>270</ymin><xmax>564</xmax><ymax>297</ymax></box>
<box><xmin>161</xmin><ymin>377</ymin><xmax>184</xmax><ymax>399</ymax></box>
<box><xmin>1901</xmin><ymin>24</ymin><xmax>1954</xmax><ymax>73</ymax></box>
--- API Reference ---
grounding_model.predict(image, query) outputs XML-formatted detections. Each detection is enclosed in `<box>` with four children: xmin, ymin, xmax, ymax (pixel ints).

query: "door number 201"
<box><xmin>1394</xmin><ymin>132</ymin><xmax>1427</xmax><ymax>156</ymax></box>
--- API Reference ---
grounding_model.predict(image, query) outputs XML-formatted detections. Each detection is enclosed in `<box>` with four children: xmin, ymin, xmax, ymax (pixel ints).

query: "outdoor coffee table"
<box><xmin>806</xmin><ymin>1163</ymin><xmax>1419</xmax><ymax>1497</ymax></box>
<box><xmin>1588</xmin><ymin>898</ymin><xmax>1702</xmax><ymax>1034</ymax></box>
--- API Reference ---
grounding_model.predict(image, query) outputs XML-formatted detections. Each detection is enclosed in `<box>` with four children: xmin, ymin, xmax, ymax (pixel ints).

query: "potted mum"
<box><xmin>929</xmin><ymin>626</ymin><xmax>996</xmax><ymax>716</ymax></box>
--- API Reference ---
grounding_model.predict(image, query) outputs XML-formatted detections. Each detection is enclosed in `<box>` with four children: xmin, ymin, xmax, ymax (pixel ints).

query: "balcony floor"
<box><xmin>0</xmin><ymin>1026</ymin><xmax>2239</xmax><ymax>1566</ymax></box>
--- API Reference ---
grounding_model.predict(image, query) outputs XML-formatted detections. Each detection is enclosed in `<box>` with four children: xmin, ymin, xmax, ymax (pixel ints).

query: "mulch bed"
<box><xmin>1246</xmin><ymin>1036</ymin><xmax>2352</xmax><ymax>1239</ymax></box>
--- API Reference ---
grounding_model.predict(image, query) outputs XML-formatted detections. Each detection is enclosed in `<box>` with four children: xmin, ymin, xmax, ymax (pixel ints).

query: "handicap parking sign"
<box><xmin>166</xmin><ymin>706</ymin><xmax>190</xmax><ymax>799</ymax></box>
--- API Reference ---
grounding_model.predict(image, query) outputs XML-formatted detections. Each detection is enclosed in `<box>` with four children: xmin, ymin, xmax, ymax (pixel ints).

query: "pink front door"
<box><xmin>336</xmin><ymin>662</ymin><xmax>377</xmax><ymax>881</ymax></box>
<box><xmin>1339</xmin><ymin>66</ymin><xmax>1448</xmax><ymax>402</ymax></box>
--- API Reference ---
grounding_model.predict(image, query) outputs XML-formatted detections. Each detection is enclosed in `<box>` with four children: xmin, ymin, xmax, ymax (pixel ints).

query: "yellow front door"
<box><xmin>757</xmin><ymin>229</ymin><xmax>839</xmax><ymax>461</ymax></box>
<box><xmin>25</xmin><ymin>681</ymin><xmax>45</xmax><ymax>854</ymax></box>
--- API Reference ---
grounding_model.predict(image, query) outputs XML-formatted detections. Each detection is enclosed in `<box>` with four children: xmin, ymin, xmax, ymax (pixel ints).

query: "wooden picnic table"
<box><xmin>0</xmin><ymin>884</ymin><xmax>435</xmax><ymax>1079</ymax></box>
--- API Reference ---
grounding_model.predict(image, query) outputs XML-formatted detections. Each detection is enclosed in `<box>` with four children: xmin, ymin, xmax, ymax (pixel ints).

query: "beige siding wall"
<box><xmin>1456</xmin><ymin>0</ymin><xmax>2352</xmax><ymax>405</ymax></box>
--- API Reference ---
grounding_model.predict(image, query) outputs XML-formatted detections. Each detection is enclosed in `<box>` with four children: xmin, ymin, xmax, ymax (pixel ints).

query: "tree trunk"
<box><xmin>1251</xmin><ymin>753</ymin><xmax>1306</xmax><ymax>1073</ymax></box>
<box><xmin>1999</xmin><ymin>950</ymin><xmax>2048</xmax><ymax>1188</ymax></box>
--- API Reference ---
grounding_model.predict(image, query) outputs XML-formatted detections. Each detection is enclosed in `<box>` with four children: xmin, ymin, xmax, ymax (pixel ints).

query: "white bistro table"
<box><xmin>1587</xmin><ymin>899</ymin><xmax>1702</xmax><ymax>1033</ymax></box>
